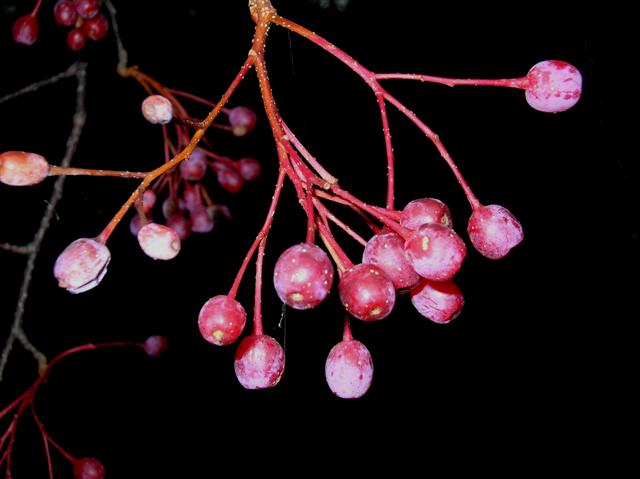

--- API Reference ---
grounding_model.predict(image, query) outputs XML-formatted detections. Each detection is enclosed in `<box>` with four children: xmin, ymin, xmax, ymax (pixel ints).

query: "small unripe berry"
<box><xmin>228</xmin><ymin>106</ymin><xmax>257</xmax><ymax>136</ymax></box>
<box><xmin>54</xmin><ymin>1</ymin><xmax>77</xmax><ymax>26</ymax></box>
<box><xmin>234</xmin><ymin>335</ymin><xmax>285</xmax><ymax>389</ymax></box>
<box><xmin>467</xmin><ymin>204</ymin><xmax>523</xmax><ymax>259</ymax></box>
<box><xmin>525</xmin><ymin>60</ymin><xmax>582</xmax><ymax>113</ymax></box>
<box><xmin>143</xmin><ymin>336</ymin><xmax>169</xmax><ymax>357</ymax></box>
<box><xmin>325</xmin><ymin>339</ymin><xmax>373</xmax><ymax>399</ymax></box>
<box><xmin>12</xmin><ymin>15</ymin><xmax>38</xmax><ymax>46</ymax></box>
<box><xmin>339</xmin><ymin>264</ymin><xmax>396</xmax><ymax>321</ymax></box>
<box><xmin>400</xmin><ymin>198</ymin><xmax>452</xmax><ymax>230</ymax></box>
<box><xmin>403</xmin><ymin>223</ymin><xmax>466</xmax><ymax>281</ymax></box>
<box><xmin>54</xmin><ymin>238</ymin><xmax>110</xmax><ymax>294</ymax></box>
<box><xmin>73</xmin><ymin>457</ymin><xmax>105</xmax><ymax>479</ymax></box>
<box><xmin>410</xmin><ymin>279</ymin><xmax>464</xmax><ymax>324</ymax></box>
<box><xmin>198</xmin><ymin>295</ymin><xmax>247</xmax><ymax>346</ymax></box>
<box><xmin>66</xmin><ymin>28</ymin><xmax>87</xmax><ymax>52</ymax></box>
<box><xmin>137</xmin><ymin>223</ymin><xmax>181</xmax><ymax>260</ymax></box>
<box><xmin>141</xmin><ymin>95</ymin><xmax>173</xmax><ymax>125</ymax></box>
<box><xmin>0</xmin><ymin>151</ymin><xmax>49</xmax><ymax>186</ymax></box>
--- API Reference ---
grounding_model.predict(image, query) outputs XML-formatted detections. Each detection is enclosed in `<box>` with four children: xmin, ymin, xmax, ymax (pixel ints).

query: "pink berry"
<box><xmin>234</xmin><ymin>335</ymin><xmax>285</xmax><ymax>389</ymax></box>
<box><xmin>141</xmin><ymin>95</ymin><xmax>173</xmax><ymax>125</ymax></box>
<box><xmin>410</xmin><ymin>279</ymin><xmax>464</xmax><ymax>324</ymax></box>
<box><xmin>467</xmin><ymin>204</ymin><xmax>523</xmax><ymax>259</ymax></box>
<box><xmin>362</xmin><ymin>232</ymin><xmax>420</xmax><ymax>290</ymax></box>
<box><xmin>54</xmin><ymin>0</ymin><xmax>77</xmax><ymax>26</ymax></box>
<box><xmin>82</xmin><ymin>13</ymin><xmax>109</xmax><ymax>41</ymax></box>
<box><xmin>525</xmin><ymin>60</ymin><xmax>582</xmax><ymax>113</ymax></box>
<box><xmin>66</xmin><ymin>28</ymin><xmax>87</xmax><ymax>52</ymax></box>
<box><xmin>12</xmin><ymin>15</ymin><xmax>38</xmax><ymax>45</ymax></box>
<box><xmin>339</xmin><ymin>264</ymin><xmax>396</xmax><ymax>321</ymax></box>
<box><xmin>73</xmin><ymin>457</ymin><xmax>105</xmax><ymax>479</ymax></box>
<box><xmin>198</xmin><ymin>295</ymin><xmax>247</xmax><ymax>346</ymax></box>
<box><xmin>137</xmin><ymin>223</ymin><xmax>181</xmax><ymax>260</ymax></box>
<box><xmin>228</xmin><ymin>106</ymin><xmax>257</xmax><ymax>136</ymax></box>
<box><xmin>190</xmin><ymin>205</ymin><xmax>215</xmax><ymax>233</ymax></box>
<box><xmin>167</xmin><ymin>213</ymin><xmax>192</xmax><ymax>240</ymax></box>
<box><xmin>73</xmin><ymin>0</ymin><xmax>100</xmax><ymax>19</ymax></box>
<box><xmin>215</xmin><ymin>164</ymin><xmax>244</xmax><ymax>193</ymax></box>
<box><xmin>179</xmin><ymin>152</ymin><xmax>207</xmax><ymax>181</ymax></box>
<box><xmin>142</xmin><ymin>189</ymin><xmax>156</xmax><ymax>213</ymax></box>
<box><xmin>128</xmin><ymin>214</ymin><xmax>146</xmax><ymax>236</ymax></box>
<box><xmin>237</xmin><ymin>157</ymin><xmax>261</xmax><ymax>181</ymax></box>
<box><xmin>325</xmin><ymin>339</ymin><xmax>373</xmax><ymax>399</ymax></box>
<box><xmin>400</xmin><ymin>198</ymin><xmax>452</xmax><ymax>230</ymax></box>
<box><xmin>403</xmin><ymin>223</ymin><xmax>466</xmax><ymax>281</ymax></box>
<box><xmin>0</xmin><ymin>151</ymin><xmax>49</xmax><ymax>186</ymax></box>
<box><xmin>143</xmin><ymin>336</ymin><xmax>169</xmax><ymax>357</ymax></box>
<box><xmin>273</xmin><ymin>243</ymin><xmax>334</xmax><ymax>310</ymax></box>
<box><xmin>54</xmin><ymin>238</ymin><xmax>110</xmax><ymax>294</ymax></box>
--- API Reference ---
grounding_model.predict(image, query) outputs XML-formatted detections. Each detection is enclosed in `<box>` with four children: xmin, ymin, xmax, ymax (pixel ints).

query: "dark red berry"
<box><xmin>73</xmin><ymin>457</ymin><xmax>105</xmax><ymax>479</ymax></box>
<box><xmin>339</xmin><ymin>264</ymin><xmax>396</xmax><ymax>321</ymax></box>
<box><xmin>12</xmin><ymin>15</ymin><xmax>39</xmax><ymax>46</ymax></box>
<box><xmin>198</xmin><ymin>295</ymin><xmax>247</xmax><ymax>346</ymax></box>
<box><xmin>54</xmin><ymin>0</ymin><xmax>77</xmax><ymax>26</ymax></box>
<box><xmin>74</xmin><ymin>0</ymin><xmax>100</xmax><ymax>20</ymax></box>
<box><xmin>67</xmin><ymin>28</ymin><xmax>87</xmax><ymax>52</ymax></box>
<box><xmin>81</xmin><ymin>13</ymin><xmax>109</xmax><ymax>41</ymax></box>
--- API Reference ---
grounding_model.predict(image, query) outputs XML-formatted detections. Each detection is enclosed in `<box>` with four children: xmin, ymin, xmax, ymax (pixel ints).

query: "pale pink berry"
<box><xmin>73</xmin><ymin>457</ymin><xmax>105</xmax><ymax>479</ymax></box>
<box><xmin>179</xmin><ymin>149</ymin><xmax>207</xmax><ymax>181</ymax></box>
<box><xmin>190</xmin><ymin>205</ymin><xmax>214</xmax><ymax>233</ymax></box>
<box><xmin>54</xmin><ymin>238</ymin><xmax>110</xmax><ymax>294</ymax></box>
<box><xmin>325</xmin><ymin>339</ymin><xmax>373</xmax><ymax>399</ymax></box>
<box><xmin>137</xmin><ymin>223</ymin><xmax>181</xmax><ymax>260</ymax></box>
<box><xmin>237</xmin><ymin>157</ymin><xmax>261</xmax><ymax>181</ymax></box>
<box><xmin>228</xmin><ymin>106</ymin><xmax>257</xmax><ymax>136</ymax></box>
<box><xmin>410</xmin><ymin>279</ymin><xmax>464</xmax><ymax>324</ymax></box>
<box><xmin>273</xmin><ymin>243</ymin><xmax>334</xmax><ymax>310</ymax></box>
<box><xmin>400</xmin><ymin>198</ymin><xmax>452</xmax><ymax>230</ymax></box>
<box><xmin>467</xmin><ymin>204</ymin><xmax>523</xmax><ymax>259</ymax></box>
<box><xmin>141</xmin><ymin>95</ymin><xmax>173</xmax><ymax>124</ymax></box>
<box><xmin>403</xmin><ymin>223</ymin><xmax>466</xmax><ymax>281</ymax></box>
<box><xmin>198</xmin><ymin>295</ymin><xmax>247</xmax><ymax>346</ymax></box>
<box><xmin>234</xmin><ymin>335</ymin><xmax>285</xmax><ymax>389</ymax></box>
<box><xmin>339</xmin><ymin>264</ymin><xmax>396</xmax><ymax>321</ymax></box>
<box><xmin>525</xmin><ymin>60</ymin><xmax>582</xmax><ymax>113</ymax></box>
<box><xmin>362</xmin><ymin>232</ymin><xmax>420</xmax><ymax>290</ymax></box>
<box><xmin>143</xmin><ymin>336</ymin><xmax>169</xmax><ymax>357</ymax></box>
<box><xmin>0</xmin><ymin>151</ymin><xmax>49</xmax><ymax>186</ymax></box>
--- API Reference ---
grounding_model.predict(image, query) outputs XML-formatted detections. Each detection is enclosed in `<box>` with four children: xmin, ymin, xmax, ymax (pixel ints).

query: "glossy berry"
<box><xmin>400</xmin><ymin>197</ymin><xmax>452</xmax><ymax>230</ymax></box>
<box><xmin>66</xmin><ymin>28</ymin><xmax>87</xmax><ymax>52</ymax></box>
<box><xmin>198</xmin><ymin>295</ymin><xmax>247</xmax><ymax>346</ymax></box>
<box><xmin>525</xmin><ymin>60</ymin><xmax>582</xmax><ymax>113</ymax></box>
<box><xmin>74</xmin><ymin>0</ymin><xmax>100</xmax><ymax>20</ymax></box>
<box><xmin>179</xmin><ymin>151</ymin><xmax>207</xmax><ymax>181</ymax></box>
<box><xmin>273</xmin><ymin>243</ymin><xmax>334</xmax><ymax>310</ymax></box>
<box><xmin>137</xmin><ymin>223</ymin><xmax>180</xmax><ymax>260</ymax></box>
<box><xmin>0</xmin><ymin>151</ymin><xmax>49</xmax><ymax>186</ymax></box>
<box><xmin>362</xmin><ymin>232</ymin><xmax>419</xmax><ymax>290</ymax></box>
<box><xmin>237</xmin><ymin>157</ymin><xmax>261</xmax><ymax>181</ymax></box>
<box><xmin>234</xmin><ymin>335</ymin><xmax>285</xmax><ymax>389</ymax></box>
<box><xmin>143</xmin><ymin>336</ymin><xmax>169</xmax><ymax>357</ymax></box>
<box><xmin>410</xmin><ymin>279</ymin><xmax>464</xmax><ymax>324</ymax></box>
<box><xmin>190</xmin><ymin>205</ymin><xmax>215</xmax><ymax>233</ymax></box>
<box><xmin>54</xmin><ymin>238</ymin><xmax>110</xmax><ymax>294</ymax></box>
<box><xmin>12</xmin><ymin>15</ymin><xmax>38</xmax><ymax>45</ymax></box>
<box><xmin>228</xmin><ymin>106</ymin><xmax>257</xmax><ymax>136</ymax></box>
<box><xmin>54</xmin><ymin>0</ymin><xmax>77</xmax><ymax>26</ymax></box>
<box><xmin>339</xmin><ymin>264</ymin><xmax>396</xmax><ymax>321</ymax></box>
<box><xmin>467</xmin><ymin>204</ymin><xmax>523</xmax><ymax>259</ymax></box>
<box><xmin>141</xmin><ymin>95</ymin><xmax>173</xmax><ymax>125</ymax></box>
<box><xmin>73</xmin><ymin>457</ymin><xmax>105</xmax><ymax>479</ymax></box>
<box><xmin>215</xmin><ymin>164</ymin><xmax>244</xmax><ymax>193</ymax></box>
<box><xmin>82</xmin><ymin>14</ymin><xmax>109</xmax><ymax>41</ymax></box>
<box><xmin>325</xmin><ymin>339</ymin><xmax>373</xmax><ymax>399</ymax></box>
<box><xmin>167</xmin><ymin>213</ymin><xmax>192</xmax><ymax>240</ymax></box>
<box><xmin>404</xmin><ymin>223</ymin><xmax>466</xmax><ymax>281</ymax></box>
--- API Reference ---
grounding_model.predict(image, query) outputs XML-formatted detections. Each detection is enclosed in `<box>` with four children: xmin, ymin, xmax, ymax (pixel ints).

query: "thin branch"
<box><xmin>0</xmin><ymin>63</ymin><xmax>88</xmax><ymax>382</ymax></box>
<box><xmin>104</xmin><ymin>0</ymin><xmax>129</xmax><ymax>72</ymax></box>
<box><xmin>0</xmin><ymin>63</ymin><xmax>78</xmax><ymax>105</ymax></box>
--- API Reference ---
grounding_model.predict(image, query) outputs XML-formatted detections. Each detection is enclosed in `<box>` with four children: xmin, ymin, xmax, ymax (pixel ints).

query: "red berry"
<box><xmin>54</xmin><ymin>0</ymin><xmax>77</xmax><ymax>26</ymax></box>
<box><xmin>66</xmin><ymin>28</ymin><xmax>87</xmax><ymax>52</ymax></box>
<box><xmin>362</xmin><ymin>232</ymin><xmax>419</xmax><ymax>290</ymax></box>
<box><xmin>525</xmin><ymin>60</ymin><xmax>582</xmax><ymax>113</ymax></box>
<box><xmin>237</xmin><ymin>157</ymin><xmax>261</xmax><ymax>181</ymax></box>
<box><xmin>273</xmin><ymin>243</ymin><xmax>334</xmax><ymax>310</ymax></box>
<box><xmin>234</xmin><ymin>335</ymin><xmax>285</xmax><ymax>389</ymax></box>
<box><xmin>137</xmin><ymin>223</ymin><xmax>181</xmax><ymax>260</ymax></box>
<box><xmin>12</xmin><ymin>15</ymin><xmax>38</xmax><ymax>46</ymax></box>
<box><xmin>190</xmin><ymin>205</ymin><xmax>215</xmax><ymax>233</ymax></box>
<box><xmin>143</xmin><ymin>336</ymin><xmax>169</xmax><ymax>357</ymax></box>
<box><xmin>73</xmin><ymin>0</ymin><xmax>100</xmax><ymax>19</ymax></box>
<box><xmin>179</xmin><ymin>151</ymin><xmax>207</xmax><ymax>181</ymax></box>
<box><xmin>54</xmin><ymin>238</ymin><xmax>110</xmax><ymax>294</ymax></box>
<box><xmin>73</xmin><ymin>457</ymin><xmax>105</xmax><ymax>479</ymax></box>
<box><xmin>410</xmin><ymin>279</ymin><xmax>464</xmax><ymax>324</ymax></box>
<box><xmin>198</xmin><ymin>295</ymin><xmax>247</xmax><ymax>346</ymax></box>
<box><xmin>400</xmin><ymin>198</ymin><xmax>452</xmax><ymax>230</ymax></box>
<box><xmin>81</xmin><ymin>13</ymin><xmax>109</xmax><ymax>41</ymax></box>
<box><xmin>215</xmin><ymin>164</ymin><xmax>244</xmax><ymax>193</ymax></box>
<box><xmin>228</xmin><ymin>106</ymin><xmax>257</xmax><ymax>136</ymax></box>
<box><xmin>141</xmin><ymin>95</ymin><xmax>173</xmax><ymax>125</ymax></box>
<box><xmin>339</xmin><ymin>264</ymin><xmax>396</xmax><ymax>321</ymax></box>
<box><xmin>403</xmin><ymin>223</ymin><xmax>466</xmax><ymax>281</ymax></box>
<box><xmin>167</xmin><ymin>213</ymin><xmax>192</xmax><ymax>240</ymax></box>
<box><xmin>467</xmin><ymin>204</ymin><xmax>523</xmax><ymax>259</ymax></box>
<box><xmin>325</xmin><ymin>339</ymin><xmax>373</xmax><ymax>399</ymax></box>
<box><xmin>0</xmin><ymin>151</ymin><xmax>49</xmax><ymax>186</ymax></box>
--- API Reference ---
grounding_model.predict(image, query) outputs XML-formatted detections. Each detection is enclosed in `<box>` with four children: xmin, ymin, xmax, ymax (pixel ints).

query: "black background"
<box><xmin>0</xmin><ymin>0</ymin><xmax>634</xmax><ymax>475</ymax></box>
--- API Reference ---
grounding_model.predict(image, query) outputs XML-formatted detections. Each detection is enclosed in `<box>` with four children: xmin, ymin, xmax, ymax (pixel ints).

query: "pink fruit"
<box><xmin>403</xmin><ymin>223</ymin><xmax>466</xmax><ymax>281</ymax></box>
<box><xmin>410</xmin><ymin>279</ymin><xmax>464</xmax><ymax>324</ymax></box>
<box><xmin>137</xmin><ymin>223</ymin><xmax>181</xmax><ymax>260</ymax></box>
<box><xmin>234</xmin><ymin>335</ymin><xmax>285</xmax><ymax>389</ymax></box>
<box><xmin>143</xmin><ymin>336</ymin><xmax>169</xmax><ymax>357</ymax></box>
<box><xmin>190</xmin><ymin>205</ymin><xmax>215</xmax><ymax>233</ymax></box>
<box><xmin>54</xmin><ymin>238</ymin><xmax>110</xmax><ymax>294</ymax></box>
<box><xmin>0</xmin><ymin>151</ymin><xmax>49</xmax><ymax>186</ymax></box>
<box><xmin>141</xmin><ymin>95</ymin><xmax>173</xmax><ymax>125</ymax></box>
<box><xmin>228</xmin><ymin>106</ymin><xmax>257</xmax><ymax>136</ymax></box>
<box><xmin>54</xmin><ymin>0</ymin><xmax>77</xmax><ymax>26</ymax></box>
<box><xmin>128</xmin><ymin>214</ymin><xmax>147</xmax><ymax>236</ymax></box>
<box><xmin>215</xmin><ymin>164</ymin><xmax>244</xmax><ymax>193</ymax></box>
<box><xmin>73</xmin><ymin>457</ymin><xmax>105</xmax><ymax>479</ymax></box>
<box><xmin>525</xmin><ymin>60</ymin><xmax>582</xmax><ymax>113</ymax></box>
<box><xmin>400</xmin><ymin>197</ymin><xmax>452</xmax><ymax>230</ymax></box>
<box><xmin>339</xmin><ymin>264</ymin><xmax>396</xmax><ymax>321</ymax></box>
<box><xmin>12</xmin><ymin>15</ymin><xmax>38</xmax><ymax>45</ymax></box>
<box><xmin>198</xmin><ymin>295</ymin><xmax>247</xmax><ymax>346</ymax></box>
<box><xmin>325</xmin><ymin>339</ymin><xmax>373</xmax><ymax>399</ymax></box>
<box><xmin>179</xmin><ymin>150</ymin><xmax>207</xmax><ymax>181</ymax></box>
<box><xmin>467</xmin><ymin>204</ymin><xmax>523</xmax><ymax>259</ymax></box>
<box><xmin>142</xmin><ymin>189</ymin><xmax>156</xmax><ymax>213</ymax></box>
<box><xmin>237</xmin><ymin>157</ymin><xmax>261</xmax><ymax>181</ymax></box>
<box><xmin>167</xmin><ymin>213</ymin><xmax>192</xmax><ymax>240</ymax></box>
<box><xmin>362</xmin><ymin>232</ymin><xmax>419</xmax><ymax>290</ymax></box>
